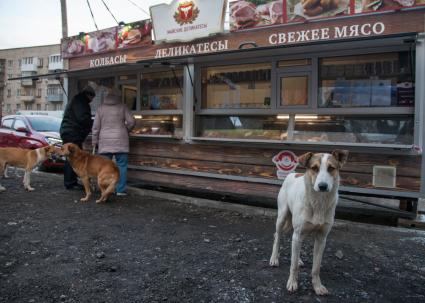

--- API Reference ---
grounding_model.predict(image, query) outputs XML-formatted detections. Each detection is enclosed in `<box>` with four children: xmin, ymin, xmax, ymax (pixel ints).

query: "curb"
<box><xmin>128</xmin><ymin>186</ymin><xmax>277</xmax><ymax>217</ymax></box>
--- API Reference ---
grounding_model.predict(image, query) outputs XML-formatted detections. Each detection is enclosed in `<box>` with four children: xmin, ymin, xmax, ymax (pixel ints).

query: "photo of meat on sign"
<box><xmin>86</xmin><ymin>28</ymin><xmax>117</xmax><ymax>54</ymax></box>
<box><xmin>288</xmin><ymin>0</ymin><xmax>350</xmax><ymax>21</ymax></box>
<box><xmin>230</xmin><ymin>0</ymin><xmax>283</xmax><ymax>31</ymax></box>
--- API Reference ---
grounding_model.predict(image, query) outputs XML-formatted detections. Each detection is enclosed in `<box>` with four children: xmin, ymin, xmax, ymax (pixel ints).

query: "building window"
<box><xmin>8</xmin><ymin>74</ymin><xmax>13</xmax><ymax>80</ymax></box>
<box><xmin>23</xmin><ymin>57</ymin><xmax>33</xmax><ymax>65</ymax></box>
<box><xmin>201</xmin><ymin>63</ymin><xmax>271</xmax><ymax>109</ymax></box>
<box><xmin>6</xmin><ymin>104</ymin><xmax>11</xmax><ymax>113</ymax></box>
<box><xmin>319</xmin><ymin>52</ymin><xmax>414</xmax><ymax>108</ymax></box>
<box><xmin>45</xmin><ymin>104</ymin><xmax>49</xmax><ymax>110</ymax></box>
<box><xmin>36</xmin><ymin>104</ymin><xmax>41</xmax><ymax>110</ymax></box>
<box><xmin>7</xmin><ymin>89</ymin><xmax>11</xmax><ymax>97</ymax></box>
<box><xmin>7</xmin><ymin>60</ymin><xmax>13</xmax><ymax>67</ymax></box>
<box><xmin>16</xmin><ymin>104</ymin><xmax>21</xmax><ymax>110</ymax></box>
<box><xmin>37</xmin><ymin>89</ymin><xmax>42</xmax><ymax>98</ymax></box>
<box><xmin>25</xmin><ymin>103</ymin><xmax>32</xmax><ymax>110</ymax></box>
<box><xmin>16</xmin><ymin>89</ymin><xmax>21</xmax><ymax>96</ymax></box>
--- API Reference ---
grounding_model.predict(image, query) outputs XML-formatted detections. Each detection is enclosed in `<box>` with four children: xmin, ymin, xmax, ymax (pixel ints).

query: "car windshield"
<box><xmin>27</xmin><ymin>116</ymin><xmax>62</xmax><ymax>132</ymax></box>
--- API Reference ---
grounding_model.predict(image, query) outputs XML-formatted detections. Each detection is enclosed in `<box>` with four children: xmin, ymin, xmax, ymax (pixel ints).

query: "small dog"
<box><xmin>0</xmin><ymin>145</ymin><xmax>58</xmax><ymax>191</ymax></box>
<box><xmin>269</xmin><ymin>150</ymin><xmax>349</xmax><ymax>295</ymax></box>
<box><xmin>59</xmin><ymin>143</ymin><xmax>119</xmax><ymax>203</ymax></box>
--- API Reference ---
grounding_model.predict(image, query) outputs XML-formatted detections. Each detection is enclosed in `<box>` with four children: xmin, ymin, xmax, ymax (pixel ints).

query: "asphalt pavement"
<box><xmin>0</xmin><ymin>171</ymin><xmax>425</xmax><ymax>303</ymax></box>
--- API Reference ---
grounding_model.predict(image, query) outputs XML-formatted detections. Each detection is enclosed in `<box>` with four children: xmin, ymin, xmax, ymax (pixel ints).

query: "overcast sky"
<box><xmin>0</xmin><ymin>0</ymin><xmax>167</xmax><ymax>49</ymax></box>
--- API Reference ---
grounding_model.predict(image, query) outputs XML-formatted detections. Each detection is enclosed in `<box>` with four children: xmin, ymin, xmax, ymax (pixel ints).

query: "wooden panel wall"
<box><xmin>127</xmin><ymin>140</ymin><xmax>422</xmax><ymax>197</ymax></box>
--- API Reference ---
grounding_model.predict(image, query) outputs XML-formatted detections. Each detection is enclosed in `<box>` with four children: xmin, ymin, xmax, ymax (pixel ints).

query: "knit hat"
<box><xmin>82</xmin><ymin>85</ymin><xmax>96</xmax><ymax>96</ymax></box>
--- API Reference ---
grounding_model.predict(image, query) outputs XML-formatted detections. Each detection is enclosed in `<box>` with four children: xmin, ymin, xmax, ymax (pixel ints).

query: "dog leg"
<box><xmin>2</xmin><ymin>163</ymin><xmax>8</xmax><ymax>178</ymax></box>
<box><xmin>24</xmin><ymin>170</ymin><xmax>35</xmax><ymax>191</ymax></box>
<box><xmin>312</xmin><ymin>233</ymin><xmax>329</xmax><ymax>296</ymax></box>
<box><xmin>80</xmin><ymin>177</ymin><xmax>92</xmax><ymax>202</ymax></box>
<box><xmin>96</xmin><ymin>179</ymin><xmax>116</xmax><ymax>204</ymax></box>
<box><xmin>287</xmin><ymin>231</ymin><xmax>303</xmax><ymax>293</ymax></box>
<box><xmin>270</xmin><ymin>208</ymin><xmax>288</xmax><ymax>266</ymax></box>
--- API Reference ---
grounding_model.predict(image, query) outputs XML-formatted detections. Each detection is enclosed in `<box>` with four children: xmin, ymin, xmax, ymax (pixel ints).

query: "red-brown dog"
<box><xmin>60</xmin><ymin>143</ymin><xmax>119</xmax><ymax>203</ymax></box>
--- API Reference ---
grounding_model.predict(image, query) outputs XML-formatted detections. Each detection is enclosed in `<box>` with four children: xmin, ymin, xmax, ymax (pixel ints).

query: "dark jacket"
<box><xmin>60</xmin><ymin>92</ymin><xmax>93</xmax><ymax>143</ymax></box>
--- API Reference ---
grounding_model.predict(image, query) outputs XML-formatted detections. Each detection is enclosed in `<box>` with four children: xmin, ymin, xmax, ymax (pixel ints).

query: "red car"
<box><xmin>0</xmin><ymin>115</ymin><xmax>64</xmax><ymax>169</ymax></box>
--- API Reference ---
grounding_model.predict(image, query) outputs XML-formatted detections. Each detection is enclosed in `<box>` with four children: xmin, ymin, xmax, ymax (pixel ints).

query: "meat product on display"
<box><xmin>231</xmin><ymin>0</ymin><xmax>257</xmax><ymax>29</ymax></box>
<box><xmin>269</xmin><ymin>1</ymin><xmax>283</xmax><ymax>24</ymax></box>
<box><xmin>393</xmin><ymin>0</ymin><xmax>415</xmax><ymax>6</ymax></box>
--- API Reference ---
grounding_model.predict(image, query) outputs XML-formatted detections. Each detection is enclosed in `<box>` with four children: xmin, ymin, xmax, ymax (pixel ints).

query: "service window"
<box><xmin>319</xmin><ymin>52</ymin><xmax>414</xmax><ymax>108</ymax></box>
<box><xmin>279</xmin><ymin>73</ymin><xmax>310</xmax><ymax>107</ymax></box>
<box><xmin>120</xmin><ymin>84</ymin><xmax>137</xmax><ymax>111</ymax></box>
<box><xmin>201</xmin><ymin>63</ymin><xmax>272</xmax><ymax>109</ymax></box>
<box><xmin>140</xmin><ymin>70</ymin><xmax>183</xmax><ymax>110</ymax></box>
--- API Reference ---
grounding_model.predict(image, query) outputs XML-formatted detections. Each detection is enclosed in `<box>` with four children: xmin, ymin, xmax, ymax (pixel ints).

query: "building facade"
<box><xmin>0</xmin><ymin>44</ymin><xmax>65</xmax><ymax>118</ymax></box>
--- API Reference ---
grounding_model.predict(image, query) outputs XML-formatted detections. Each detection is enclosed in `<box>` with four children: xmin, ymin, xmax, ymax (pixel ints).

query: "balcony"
<box><xmin>21</xmin><ymin>57</ymin><xmax>39</xmax><ymax>73</ymax></box>
<box><xmin>21</xmin><ymin>79</ymin><xmax>35</xmax><ymax>86</ymax></box>
<box><xmin>48</xmin><ymin>60</ymin><xmax>64</xmax><ymax>72</ymax></box>
<box><xmin>46</xmin><ymin>94</ymin><xmax>64</xmax><ymax>102</ymax></box>
<box><xmin>20</xmin><ymin>95</ymin><xmax>35</xmax><ymax>102</ymax></box>
<box><xmin>47</xmin><ymin>78</ymin><xmax>61</xmax><ymax>85</ymax></box>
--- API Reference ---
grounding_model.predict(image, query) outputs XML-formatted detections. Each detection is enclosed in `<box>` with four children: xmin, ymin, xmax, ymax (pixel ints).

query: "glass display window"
<box><xmin>195</xmin><ymin>114</ymin><xmax>413</xmax><ymax>146</ymax></box>
<box><xmin>201</xmin><ymin>63</ymin><xmax>272</xmax><ymax>109</ymax></box>
<box><xmin>196</xmin><ymin>115</ymin><xmax>289</xmax><ymax>140</ymax></box>
<box><xmin>289</xmin><ymin>115</ymin><xmax>414</xmax><ymax>145</ymax></box>
<box><xmin>319</xmin><ymin>51</ymin><xmax>414</xmax><ymax>108</ymax></box>
<box><xmin>131</xmin><ymin>115</ymin><xmax>183</xmax><ymax>138</ymax></box>
<box><xmin>140</xmin><ymin>70</ymin><xmax>183</xmax><ymax>110</ymax></box>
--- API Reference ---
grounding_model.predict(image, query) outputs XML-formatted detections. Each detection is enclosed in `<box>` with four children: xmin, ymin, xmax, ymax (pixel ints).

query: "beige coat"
<box><xmin>92</xmin><ymin>95</ymin><xmax>135</xmax><ymax>154</ymax></box>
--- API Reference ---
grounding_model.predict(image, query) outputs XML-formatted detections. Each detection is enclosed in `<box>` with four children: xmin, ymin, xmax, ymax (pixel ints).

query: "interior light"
<box><xmin>277</xmin><ymin>115</ymin><xmax>289</xmax><ymax>120</ymax></box>
<box><xmin>134</xmin><ymin>115</ymin><xmax>143</xmax><ymax>119</ymax></box>
<box><xmin>295</xmin><ymin>115</ymin><xmax>318</xmax><ymax>120</ymax></box>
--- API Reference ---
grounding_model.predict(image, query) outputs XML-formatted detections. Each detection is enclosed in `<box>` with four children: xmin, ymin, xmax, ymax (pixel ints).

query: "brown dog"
<box><xmin>0</xmin><ymin>145</ymin><xmax>58</xmax><ymax>191</ymax></box>
<box><xmin>59</xmin><ymin>143</ymin><xmax>119</xmax><ymax>203</ymax></box>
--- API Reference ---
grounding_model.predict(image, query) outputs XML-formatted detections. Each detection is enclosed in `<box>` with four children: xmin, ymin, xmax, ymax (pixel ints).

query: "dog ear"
<box><xmin>298</xmin><ymin>152</ymin><xmax>314</xmax><ymax>168</ymax></box>
<box><xmin>332</xmin><ymin>149</ymin><xmax>349</xmax><ymax>168</ymax></box>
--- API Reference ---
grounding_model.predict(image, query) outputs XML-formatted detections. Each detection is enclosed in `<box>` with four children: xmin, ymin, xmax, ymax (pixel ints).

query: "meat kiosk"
<box><xmin>62</xmin><ymin>0</ymin><xmax>425</xmax><ymax>218</ymax></box>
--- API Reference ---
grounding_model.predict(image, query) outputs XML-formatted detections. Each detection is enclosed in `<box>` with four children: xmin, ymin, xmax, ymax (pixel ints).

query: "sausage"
<box><xmin>304</xmin><ymin>5</ymin><xmax>324</xmax><ymax>16</ymax></box>
<box><xmin>302</xmin><ymin>0</ymin><xmax>320</xmax><ymax>10</ymax></box>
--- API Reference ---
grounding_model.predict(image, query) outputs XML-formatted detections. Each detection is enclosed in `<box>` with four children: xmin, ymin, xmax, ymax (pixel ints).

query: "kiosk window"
<box><xmin>280</xmin><ymin>75</ymin><xmax>309</xmax><ymax>106</ymax></box>
<box><xmin>131</xmin><ymin>115</ymin><xmax>182</xmax><ymax>138</ymax></box>
<box><xmin>201</xmin><ymin>63</ymin><xmax>271</xmax><ymax>109</ymax></box>
<box><xmin>319</xmin><ymin>52</ymin><xmax>414</xmax><ymax>108</ymax></box>
<box><xmin>140</xmin><ymin>70</ymin><xmax>183</xmax><ymax>110</ymax></box>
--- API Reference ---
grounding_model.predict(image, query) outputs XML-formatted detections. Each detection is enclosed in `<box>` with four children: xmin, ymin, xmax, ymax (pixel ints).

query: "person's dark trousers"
<box><xmin>62</xmin><ymin>140</ymin><xmax>83</xmax><ymax>189</ymax></box>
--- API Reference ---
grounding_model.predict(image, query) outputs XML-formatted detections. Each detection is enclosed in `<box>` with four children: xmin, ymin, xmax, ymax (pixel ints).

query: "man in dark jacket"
<box><xmin>60</xmin><ymin>85</ymin><xmax>95</xmax><ymax>189</ymax></box>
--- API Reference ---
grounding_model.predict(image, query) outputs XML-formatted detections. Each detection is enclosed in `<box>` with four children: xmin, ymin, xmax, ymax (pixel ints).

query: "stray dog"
<box><xmin>59</xmin><ymin>143</ymin><xmax>119</xmax><ymax>203</ymax></box>
<box><xmin>0</xmin><ymin>145</ymin><xmax>58</xmax><ymax>191</ymax></box>
<box><xmin>269</xmin><ymin>150</ymin><xmax>349</xmax><ymax>295</ymax></box>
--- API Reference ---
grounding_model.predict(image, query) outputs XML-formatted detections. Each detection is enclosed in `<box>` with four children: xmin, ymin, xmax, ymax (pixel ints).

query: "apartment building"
<box><xmin>0</xmin><ymin>44</ymin><xmax>66</xmax><ymax>118</ymax></box>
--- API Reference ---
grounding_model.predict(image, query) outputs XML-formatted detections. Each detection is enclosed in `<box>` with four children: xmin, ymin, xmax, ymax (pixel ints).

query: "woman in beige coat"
<box><xmin>92</xmin><ymin>89</ymin><xmax>135</xmax><ymax>195</ymax></box>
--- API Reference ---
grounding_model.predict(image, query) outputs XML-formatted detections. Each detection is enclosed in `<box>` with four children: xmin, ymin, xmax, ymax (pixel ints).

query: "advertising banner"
<box><xmin>229</xmin><ymin>0</ymin><xmax>425</xmax><ymax>31</ymax></box>
<box><xmin>150</xmin><ymin>0</ymin><xmax>227</xmax><ymax>42</ymax></box>
<box><xmin>61</xmin><ymin>20</ymin><xmax>152</xmax><ymax>59</ymax></box>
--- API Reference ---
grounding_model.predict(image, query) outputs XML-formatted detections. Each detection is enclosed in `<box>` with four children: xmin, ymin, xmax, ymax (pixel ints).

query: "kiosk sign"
<box><xmin>273</xmin><ymin>150</ymin><xmax>298</xmax><ymax>180</ymax></box>
<box><xmin>150</xmin><ymin>0</ymin><xmax>227</xmax><ymax>42</ymax></box>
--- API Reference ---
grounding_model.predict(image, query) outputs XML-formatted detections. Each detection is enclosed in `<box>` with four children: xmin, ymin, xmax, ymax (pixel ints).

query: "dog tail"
<box><xmin>282</xmin><ymin>211</ymin><xmax>293</xmax><ymax>233</ymax></box>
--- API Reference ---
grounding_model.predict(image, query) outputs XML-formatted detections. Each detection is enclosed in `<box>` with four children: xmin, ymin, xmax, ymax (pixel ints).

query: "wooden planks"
<box><xmin>128</xmin><ymin>140</ymin><xmax>421</xmax><ymax>192</ymax></box>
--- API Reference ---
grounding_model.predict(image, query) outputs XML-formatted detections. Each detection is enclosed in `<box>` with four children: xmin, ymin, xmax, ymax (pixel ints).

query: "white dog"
<box><xmin>269</xmin><ymin>150</ymin><xmax>349</xmax><ymax>295</ymax></box>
